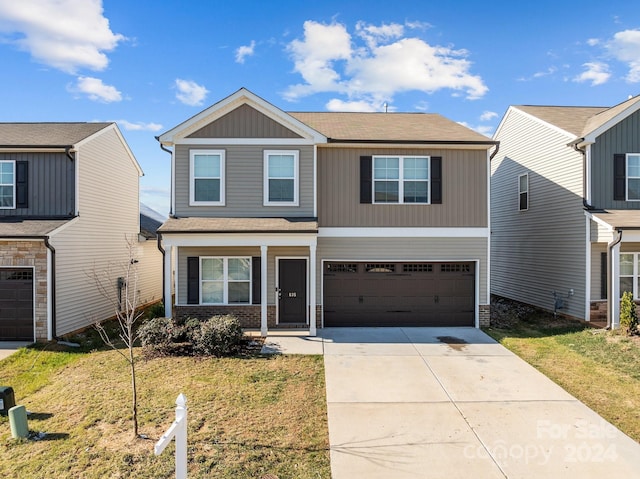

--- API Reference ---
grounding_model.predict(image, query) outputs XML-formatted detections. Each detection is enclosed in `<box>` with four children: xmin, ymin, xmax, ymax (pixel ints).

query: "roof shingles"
<box><xmin>0</xmin><ymin>123</ymin><xmax>112</xmax><ymax>147</ymax></box>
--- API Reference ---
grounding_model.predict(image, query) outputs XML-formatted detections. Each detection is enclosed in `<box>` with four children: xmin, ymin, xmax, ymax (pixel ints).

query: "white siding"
<box><xmin>491</xmin><ymin>109</ymin><xmax>587</xmax><ymax>318</ymax></box>
<box><xmin>51</xmin><ymin>128</ymin><xmax>161</xmax><ymax>335</ymax></box>
<box><xmin>137</xmin><ymin>238</ymin><xmax>164</xmax><ymax>307</ymax></box>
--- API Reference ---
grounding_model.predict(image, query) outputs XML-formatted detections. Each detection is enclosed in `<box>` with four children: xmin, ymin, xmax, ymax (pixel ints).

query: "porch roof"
<box><xmin>592</xmin><ymin>210</ymin><xmax>640</xmax><ymax>230</ymax></box>
<box><xmin>0</xmin><ymin>218</ymin><xmax>72</xmax><ymax>237</ymax></box>
<box><xmin>158</xmin><ymin>217</ymin><xmax>318</xmax><ymax>234</ymax></box>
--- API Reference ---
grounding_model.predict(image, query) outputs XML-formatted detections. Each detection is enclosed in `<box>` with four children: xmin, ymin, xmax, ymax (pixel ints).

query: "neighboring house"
<box><xmin>0</xmin><ymin>123</ymin><xmax>163</xmax><ymax>342</ymax></box>
<box><xmin>491</xmin><ymin>95</ymin><xmax>640</xmax><ymax>327</ymax></box>
<box><xmin>157</xmin><ymin>88</ymin><xmax>496</xmax><ymax>335</ymax></box>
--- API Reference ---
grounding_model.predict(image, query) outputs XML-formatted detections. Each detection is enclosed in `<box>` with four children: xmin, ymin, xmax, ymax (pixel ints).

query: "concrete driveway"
<box><xmin>322</xmin><ymin>327</ymin><xmax>640</xmax><ymax>478</ymax></box>
<box><xmin>0</xmin><ymin>342</ymin><xmax>30</xmax><ymax>361</ymax></box>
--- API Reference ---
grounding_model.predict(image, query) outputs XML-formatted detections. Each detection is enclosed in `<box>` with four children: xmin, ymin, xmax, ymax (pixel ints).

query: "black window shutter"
<box><xmin>601</xmin><ymin>252</ymin><xmax>608</xmax><ymax>299</ymax></box>
<box><xmin>360</xmin><ymin>156</ymin><xmax>372</xmax><ymax>204</ymax></box>
<box><xmin>187</xmin><ymin>257</ymin><xmax>199</xmax><ymax>304</ymax></box>
<box><xmin>16</xmin><ymin>161</ymin><xmax>28</xmax><ymax>208</ymax></box>
<box><xmin>252</xmin><ymin>257</ymin><xmax>261</xmax><ymax>304</ymax></box>
<box><xmin>431</xmin><ymin>156</ymin><xmax>442</xmax><ymax>204</ymax></box>
<box><xmin>614</xmin><ymin>153</ymin><xmax>626</xmax><ymax>201</ymax></box>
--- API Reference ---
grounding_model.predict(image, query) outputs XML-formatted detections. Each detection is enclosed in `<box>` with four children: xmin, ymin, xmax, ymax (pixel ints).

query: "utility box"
<box><xmin>0</xmin><ymin>386</ymin><xmax>16</xmax><ymax>415</ymax></box>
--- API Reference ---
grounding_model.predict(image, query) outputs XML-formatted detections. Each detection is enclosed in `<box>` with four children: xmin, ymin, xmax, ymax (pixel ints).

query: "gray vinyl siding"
<box><xmin>174</xmin><ymin>144</ymin><xmax>314</xmax><ymax>217</ymax></box>
<box><xmin>491</xmin><ymin>109</ymin><xmax>587</xmax><ymax>319</ymax></box>
<box><xmin>318</xmin><ymin>147</ymin><xmax>488</xmax><ymax>227</ymax></box>
<box><xmin>591</xmin><ymin>109</ymin><xmax>640</xmax><ymax>209</ymax></box>
<box><xmin>50</xmin><ymin>128</ymin><xmax>161</xmax><ymax>336</ymax></box>
<box><xmin>0</xmin><ymin>151</ymin><xmax>74</xmax><ymax>216</ymax></box>
<box><xmin>187</xmin><ymin>104</ymin><xmax>303</xmax><ymax>139</ymax></box>
<box><xmin>176</xmin><ymin>246</ymin><xmax>309</xmax><ymax>305</ymax></box>
<box><xmin>317</xmin><ymin>236</ymin><xmax>489</xmax><ymax>303</ymax></box>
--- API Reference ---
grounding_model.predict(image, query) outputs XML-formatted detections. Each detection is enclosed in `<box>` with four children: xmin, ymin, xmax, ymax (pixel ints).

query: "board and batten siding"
<box><xmin>176</xmin><ymin>246</ymin><xmax>310</xmax><ymax>305</ymax></box>
<box><xmin>591</xmin><ymin>108</ymin><xmax>640</xmax><ymax>209</ymax></box>
<box><xmin>174</xmin><ymin>144</ymin><xmax>314</xmax><ymax>217</ymax></box>
<box><xmin>317</xmin><ymin>147</ymin><xmax>488</xmax><ymax>227</ymax></box>
<box><xmin>50</xmin><ymin>128</ymin><xmax>160</xmax><ymax>336</ymax></box>
<box><xmin>0</xmin><ymin>151</ymin><xmax>74</xmax><ymax>217</ymax></box>
<box><xmin>491</xmin><ymin>108</ymin><xmax>587</xmax><ymax>319</ymax></box>
<box><xmin>316</xmin><ymin>236</ymin><xmax>489</xmax><ymax>303</ymax></box>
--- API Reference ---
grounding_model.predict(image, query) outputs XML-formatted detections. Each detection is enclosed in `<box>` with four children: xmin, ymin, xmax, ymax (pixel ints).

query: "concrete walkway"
<box><xmin>0</xmin><ymin>342</ymin><xmax>30</xmax><ymax>361</ymax></box>
<box><xmin>263</xmin><ymin>327</ymin><xmax>640</xmax><ymax>478</ymax></box>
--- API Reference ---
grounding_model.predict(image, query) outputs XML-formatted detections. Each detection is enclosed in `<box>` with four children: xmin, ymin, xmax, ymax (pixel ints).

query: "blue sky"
<box><xmin>0</xmin><ymin>0</ymin><xmax>639</xmax><ymax>216</ymax></box>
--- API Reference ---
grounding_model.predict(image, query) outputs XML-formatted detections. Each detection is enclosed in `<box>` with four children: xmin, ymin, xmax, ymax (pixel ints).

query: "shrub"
<box><xmin>146</xmin><ymin>302</ymin><xmax>165</xmax><ymax>319</ymax></box>
<box><xmin>138</xmin><ymin>316</ymin><xmax>175</xmax><ymax>351</ymax></box>
<box><xmin>192</xmin><ymin>315</ymin><xmax>243</xmax><ymax>357</ymax></box>
<box><xmin>620</xmin><ymin>291</ymin><xmax>639</xmax><ymax>335</ymax></box>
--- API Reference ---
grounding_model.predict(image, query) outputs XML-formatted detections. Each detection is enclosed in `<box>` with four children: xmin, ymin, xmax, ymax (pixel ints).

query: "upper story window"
<box><xmin>627</xmin><ymin>154</ymin><xmax>640</xmax><ymax>201</ymax></box>
<box><xmin>200</xmin><ymin>257</ymin><xmax>251</xmax><ymax>304</ymax></box>
<box><xmin>264</xmin><ymin>150</ymin><xmax>299</xmax><ymax>206</ymax></box>
<box><xmin>373</xmin><ymin>156</ymin><xmax>429</xmax><ymax>204</ymax></box>
<box><xmin>0</xmin><ymin>161</ymin><xmax>15</xmax><ymax>209</ymax></box>
<box><xmin>190</xmin><ymin>150</ymin><xmax>225</xmax><ymax>206</ymax></box>
<box><xmin>518</xmin><ymin>173</ymin><xmax>529</xmax><ymax>211</ymax></box>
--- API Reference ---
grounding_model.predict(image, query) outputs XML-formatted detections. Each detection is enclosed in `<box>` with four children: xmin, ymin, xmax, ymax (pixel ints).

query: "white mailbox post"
<box><xmin>155</xmin><ymin>394</ymin><xmax>188</xmax><ymax>479</ymax></box>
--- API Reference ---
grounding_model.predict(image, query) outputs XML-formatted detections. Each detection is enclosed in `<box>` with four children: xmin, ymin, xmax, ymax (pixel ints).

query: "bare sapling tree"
<box><xmin>92</xmin><ymin>236</ymin><xmax>144</xmax><ymax>438</ymax></box>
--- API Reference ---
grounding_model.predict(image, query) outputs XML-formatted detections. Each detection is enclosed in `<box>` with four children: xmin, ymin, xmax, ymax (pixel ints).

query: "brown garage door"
<box><xmin>0</xmin><ymin>268</ymin><xmax>34</xmax><ymax>340</ymax></box>
<box><xmin>323</xmin><ymin>262</ymin><xmax>475</xmax><ymax>327</ymax></box>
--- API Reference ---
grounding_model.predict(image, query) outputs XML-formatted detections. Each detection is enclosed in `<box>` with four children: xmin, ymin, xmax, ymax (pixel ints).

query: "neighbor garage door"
<box><xmin>0</xmin><ymin>268</ymin><xmax>34</xmax><ymax>340</ymax></box>
<box><xmin>323</xmin><ymin>261</ymin><xmax>475</xmax><ymax>327</ymax></box>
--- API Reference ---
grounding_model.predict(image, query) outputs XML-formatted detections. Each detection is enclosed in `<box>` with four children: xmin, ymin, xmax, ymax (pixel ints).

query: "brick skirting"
<box><xmin>479</xmin><ymin>304</ymin><xmax>490</xmax><ymax>327</ymax></box>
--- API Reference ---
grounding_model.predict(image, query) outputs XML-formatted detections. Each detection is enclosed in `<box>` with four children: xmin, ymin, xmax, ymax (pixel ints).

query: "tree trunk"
<box><xmin>130</xmin><ymin>341</ymin><xmax>138</xmax><ymax>437</ymax></box>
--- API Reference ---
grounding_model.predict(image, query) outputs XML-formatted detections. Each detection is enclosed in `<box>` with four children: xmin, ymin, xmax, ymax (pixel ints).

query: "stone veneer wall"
<box><xmin>0</xmin><ymin>240</ymin><xmax>48</xmax><ymax>340</ymax></box>
<box><xmin>479</xmin><ymin>304</ymin><xmax>490</xmax><ymax>327</ymax></box>
<box><xmin>175</xmin><ymin>304</ymin><xmax>323</xmax><ymax>330</ymax></box>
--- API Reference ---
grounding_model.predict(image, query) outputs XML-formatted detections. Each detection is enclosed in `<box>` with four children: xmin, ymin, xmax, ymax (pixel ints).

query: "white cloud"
<box><xmin>175</xmin><ymin>79</ymin><xmax>208</xmax><ymax>106</ymax></box>
<box><xmin>0</xmin><ymin>0</ymin><xmax>124</xmax><ymax>74</ymax></box>
<box><xmin>480</xmin><ymin>111</ymin><xmax>498</xmax><ymax>121</ymax></box>
<box><xmin>284</xmin><ymin>20</ymin><xmax>487</xmax><ymax>104</ymax></box>
<box><xmin>326</xmin><ymin>98</ymin><xmax>379</xmax><ymax>112</ymax></box>
<box><xmin>607</xmin><ymin>29</ymin><xmax>640</xmax><ymax>82</ymax></box>
<box><xmin>573</xmin><ymin>62</ymin><xmax>611</xmax><ymax>86</ymax></box>
<box><xmin>587</xmin><ymin>38</ymin><xmax>600</xmax><ymax>46</ymax></box>
<box><xmin>72</xmin><ymin>76</ymin><xmax>121</xmax><ymax>102</ymax></box>
<box><xmin>116</xmin><ymin>120</ymin><xmax>163</xmax><ymax>132</ymax></box>
<box><xmin>235</xmin><ymin>40</ymin><xmax>256</xmax><ymax>64</ymax></box>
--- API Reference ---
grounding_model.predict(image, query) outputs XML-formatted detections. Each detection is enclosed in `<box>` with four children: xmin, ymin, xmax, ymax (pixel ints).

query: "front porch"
<box><xmin>159</xmin><ymin>217</ymin><xmax>319</xmax><ymax>336</ymax></box>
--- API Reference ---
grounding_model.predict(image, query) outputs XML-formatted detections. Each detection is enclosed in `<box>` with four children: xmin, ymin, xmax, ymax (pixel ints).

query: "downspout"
<box><xmin>606</xmin><ymin>229</ymin><xmax>623</xmax><ymax>329</ymax></box>
<box><xmin>489</xmin><ymin>143</ymin><xmax>500</xmax><ymax>161</ymax></box>
<box><xmin>156</xmin><ymin>138</ymin><xmax>174</xmax><ymax>217</ymax></box>
<box><xmin>157</xmin><ymin>233</ymin><xmax>166</xmax><ymax>308</ymax></box>
<box><xmin>572</xmin><ymin>142</ymin><xmax>595</xmax><ymax>210</ymax></box>
<box><xmin>44</xmin><ymin>236</ymin><xmax>56</xmax><ymax>340</ymax></box>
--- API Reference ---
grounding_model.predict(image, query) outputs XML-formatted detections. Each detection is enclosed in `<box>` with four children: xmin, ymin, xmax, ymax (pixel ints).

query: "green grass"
<box><xmin>0</xmin><ymin>344</ymin><xmax>330</xmax><ymax>478</ymax></box>
<box><xmin>485</xmin><ymin>319</ymin><xmax>640</xmax><ymax>443</ymax></box>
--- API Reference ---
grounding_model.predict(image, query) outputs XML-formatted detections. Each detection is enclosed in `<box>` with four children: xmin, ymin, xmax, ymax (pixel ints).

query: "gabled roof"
<box><xmin>289</xmin><ymin>112</ymin><xmax>494</xmax><ymax>144</ymax></box>
<box><xmin>0</xmin><ymin>218</ymin><xmax>72</xmax><ymax>237</ymax></box>
<box><xmin>0</xmin><ymin>122</ymin><xmax>112</xmax><ymax>147</ymax></box>
<box><xmin>514</xmin><ymin>106</ymin><xmax>607</xmax><ymax>137</ymax></box>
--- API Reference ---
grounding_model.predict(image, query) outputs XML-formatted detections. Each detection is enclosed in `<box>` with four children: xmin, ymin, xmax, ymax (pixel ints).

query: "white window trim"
<box><xmin>372</xmin><ymin>156</ymin><xmax>431</xmax><ymax>205</ymax></box>
<box><xmin>189</xmin><ymin>149</ymin><xmax>225</xmax><ymax>206</ymax></box>
<box><xmin>626</xmin><ymin>153</ymin><xmax>640</xmax><ymax>202</ymax></box>
<box><xmin>199</xmin><ymin>256</ymin><xmax>251</xmax><ymax>305</ymax></box>
<box><xmin>620</xmin><ymin>252</ymin><xmax>640</xmax><ymax>299</ymax></box>
<box><xmin>0</xmin><ymin>160</ymin><xmax>16</xmax><ymax>210</ymax></box>
<box><xmin>518</xmin><ymin>173</ymin><xmax>529</xmax><ymax>211</ymax></box>
<box><xmin>263</xmin><ymin>150</ymin><xmax>299</xmax><ymax>206</ymax></box>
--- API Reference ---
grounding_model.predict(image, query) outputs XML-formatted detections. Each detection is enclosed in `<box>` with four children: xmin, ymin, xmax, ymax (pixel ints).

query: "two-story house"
<box><xmin>491</xmin><ymin>95</ymin><xmax>640</xmax><ymax>327</ymax></box>
<box><xmin>157</xmin><ymin>88</ymin><xmax>496</xmax><ymax>335</ymax></box>
<box><xmin>0</xmin><ymin>123</ymin><xmax>163</xmax><ymax>342</ymax></box>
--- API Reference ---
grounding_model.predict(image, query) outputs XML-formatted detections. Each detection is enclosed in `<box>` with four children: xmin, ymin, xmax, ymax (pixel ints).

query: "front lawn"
<box><xmin>0</xmin><ymin>344</ymin><xmax>330</xmax><ymax>478</ymax></box>
<box><xmin>484</xmin><ymin>315</ymin><xmax>640</xmax><ymax>443</ymax></box>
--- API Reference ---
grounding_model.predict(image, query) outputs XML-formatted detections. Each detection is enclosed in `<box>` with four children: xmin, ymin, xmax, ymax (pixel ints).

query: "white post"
<box><xmin>260</xmin><ymin>245</ymin><xmax>268</xmax><ymax>337</ymax></box>
<box><xmin>309</xmin><ymin>241</ymin><xmax>317</xmax><ymax>336</ymax></box>
<box><xmin>611</xmin><ymin>242</ymin><xmax>621</xmax><ymax>329</ymax></box>
<box><xmin>154</xmin><ymin>393</ymin><xmax>188</xmax><ymax>479</ymax></box>
<box><xmin>164</xmin><ymin>245</ymin><xmax>173</xmax><ymax>318</ymax></box>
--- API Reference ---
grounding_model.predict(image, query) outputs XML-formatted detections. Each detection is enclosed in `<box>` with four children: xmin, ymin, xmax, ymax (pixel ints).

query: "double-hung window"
<box><xmin>620</xmin><ymin>253</ymin><xmax>640</xmax><ymax>299</ymax></box>
<box><xmin>627</xmin><ymin>154</ymin><xmax>640</xmax><ymax>201</ymax></box>
<box><xmin>264</xmin><ymin>150</ymin><xmax>298</xmax><ymax>206</ymax></box>
<box><xmin>0</xmin><ymin>161</ymin><xmax>15</xmax><ymax>209</ymax></box>
<box><xmin>518</xmin><ymin>173</ymin><xmax>529</xmax><ymax>211</ymax></box>
<box><xmin>190</xmin><ymin>150</ymin><xmax>225</xmax><ymax>205</ymax></box>
<box><xmin>373</xmin><ymin>156</ymin><xmax>429</xmax><ymax>204</ymax></box>
<box><xmin>200</xmin><ymin>257</ymin><xmax>251</xmax><ymax>304</ymax></box>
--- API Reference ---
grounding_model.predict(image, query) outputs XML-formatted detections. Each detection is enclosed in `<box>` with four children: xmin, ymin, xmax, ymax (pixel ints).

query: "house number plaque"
<box><xmin>288</xmin><ymin>292</ymin><xmax>297</xmax><ymax>297</ymax></box>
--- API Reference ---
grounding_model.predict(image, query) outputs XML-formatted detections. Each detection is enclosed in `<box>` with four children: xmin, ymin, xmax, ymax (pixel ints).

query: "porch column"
<box><xmin>260</xmin><ymin>245</ymin><xmax>268</xmax><ymax>337</ymax></box>
<box><xmin>309</xmin><ymin>241</ymin><xmax>317</xmax><ymax>337</ymax></box>
<box><xmin>164</xmin><ymin>245</ymin><xmax>173</xmax><ymax>318</ymax></box>
<box><xmin>611</xmin><ymin>241</ymin><xmax>621</xmax><ymax>329</ymax></box>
